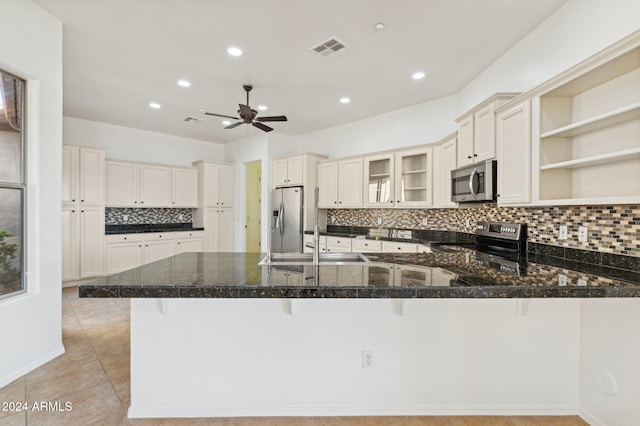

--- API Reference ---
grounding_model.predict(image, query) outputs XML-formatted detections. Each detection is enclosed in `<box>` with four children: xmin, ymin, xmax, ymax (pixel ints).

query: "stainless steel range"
<box><xmin>473</xmin><ymin>221</ymin><xmax>528</xmax><ymax>275</ymax></box>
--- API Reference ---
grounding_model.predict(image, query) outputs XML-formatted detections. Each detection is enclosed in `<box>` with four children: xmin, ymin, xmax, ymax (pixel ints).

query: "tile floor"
<box><xmin>0</xmin><ymin>286</ymin><xmax>589</xmax><ymax>426</ymax></box>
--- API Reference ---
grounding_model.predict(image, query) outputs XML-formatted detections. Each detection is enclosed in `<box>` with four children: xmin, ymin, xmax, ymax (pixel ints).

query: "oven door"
<box><xmin>451</xmin><ymin>160</ymin><xmax>496</xmax><ymax>203</ymax></box>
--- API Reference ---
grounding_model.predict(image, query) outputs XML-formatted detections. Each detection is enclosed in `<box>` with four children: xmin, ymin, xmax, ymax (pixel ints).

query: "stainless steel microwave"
<box><xmin>451</xmin><ymin>160</ymin><xmax>497</xmax><ymax>203</ymax></box>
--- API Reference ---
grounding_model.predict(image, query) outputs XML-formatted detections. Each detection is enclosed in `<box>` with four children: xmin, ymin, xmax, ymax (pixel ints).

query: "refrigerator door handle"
<box><xmin>279</xmin><ymin>201</ymin><xmax>285</xmax><ymax>236</ymax></box>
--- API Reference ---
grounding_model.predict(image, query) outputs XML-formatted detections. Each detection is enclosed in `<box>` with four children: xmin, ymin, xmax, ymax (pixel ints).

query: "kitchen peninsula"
<box><xmin>79</xmin><ymin>251</ymin><xmax>640</xmax><ymax>420</ymax></box>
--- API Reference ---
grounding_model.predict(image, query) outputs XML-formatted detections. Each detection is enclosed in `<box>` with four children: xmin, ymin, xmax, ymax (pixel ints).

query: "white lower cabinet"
<box><xmin>325</xmin><ymin>236</ymin><xmax>352</xmax><ymax>253</ymax></box>
<box><xmin>175</xmin><ymin>231</ymin><xmax>204</xmax><ymax>253</ymax></box>
<box><xmin>106</xmin><ymin>231</ymin><xmax>204</xmax><ymax>274</ymax></box>
<box><xmin>351</xmin><ymin>238</ymin><xmax>382</xmax><ymax>253</ymax></box>
<box><xmin>106</xmin><ymin>234</ymin><xmax>144</xmax><ymax>274</ymax></box>
<box><xmin>381</xmin><ymin>241</ymin><xmax>418</xmax><ymax>253</ymax></box>
<box><xmin>62</xmin><ymin>205</ymin><xmax>105</xmax><ymax>281</ymax></box>
<box><xmin>201</xmin><ymin>208</ymin><xmax>234</xmax><ymax>252</ymax></box>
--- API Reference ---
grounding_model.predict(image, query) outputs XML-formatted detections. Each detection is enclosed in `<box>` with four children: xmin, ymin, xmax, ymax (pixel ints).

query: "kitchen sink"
<box><xmin>258</xmin><ymin>252</ymin><xmax>371</xmax><ymax>266</ymax></box>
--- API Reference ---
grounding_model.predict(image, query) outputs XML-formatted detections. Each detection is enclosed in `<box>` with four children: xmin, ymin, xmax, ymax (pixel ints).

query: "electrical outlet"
<box><xmin>558</xmin><ymin>274</ymin><xmax>567</xmax><ymax>286</ymax></box>
<box><xmin>422</xmin><ymin>217</ymin><xmax>428</xmax><ymax>226</ymax></box>
<box><xmin>331</xmin><ymin>215</ymin><xmax>336</xmax><ymax>224</ymax></box>
<box><xmin>578</xmin><ymin>226</ymin><xmax>588</xmax><ymax>242</ymax></box>
<box><xmin>178</xmin><ymin>214</ymin><xmax>184</xmax><ymax>221</ymax></box>
<box><xmin>559</xmin><ymin>225</ymin><xmax>568</xmax><ymax>240</ymax></box>
<box><xmin>362</xmin><ymin>350</ymin><xmax>375</xmax><ymax>369</ymax></box>
<box><xmin>465</xmin><ymin>218</ymin><xmax>471</xmax><ymax>227</ymax></box>
<box><xmin>377</xmin><ymin>217</ymin><xmax>382</xmax><ymax>225</ymax></box>
<box><xmin>578</xmin><ymin>279</ymin><xmax>588</xmax><ymax>286</ymax></box>
<box><xmin>122</xmin><ymin>214</ymin><xmax>129</xmax><ymax>221</ymax></box>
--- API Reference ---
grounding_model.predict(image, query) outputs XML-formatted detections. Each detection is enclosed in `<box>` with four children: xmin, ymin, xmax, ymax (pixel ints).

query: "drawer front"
<box><xmin>326</xmin><ymin>236</ymin><xmax>352</xmax><ymax>248</ymax></box>
<box><xmin>304</xmin><ymin>234</ymin><xmax>315</xmax><ymax>245</ymax></box>
<box><xmin>143</xmin><ymin>232</ymin><xmax>175</xmax><ymax>241</ymax></box>
<box><xmin>381</xmin><ymin>241</ymin><xmax>417</xmax><ymax>253</ymax></box>
<box><xmin>417</xmin><ymin>244</ymin><xmax>431</xmax><ymax>253</ymax></box>
<box><xmin>175</xmin><ymin>230</ymin><xmax>204</xmax><ymax>239</ymax></box>
<box><xmin>326</xmin><ymin>245</ymin><xmax>351</xmax><ymax>253</ymax></box>
<box><xmin>352</xmin><ymin>239</ymin><xmax>381</xmax><ymax>252</ymax></box>
<box><xmin>106</xmin><ymin>233</ymin><xmax>142</xmax><ymax>243</ymax></box>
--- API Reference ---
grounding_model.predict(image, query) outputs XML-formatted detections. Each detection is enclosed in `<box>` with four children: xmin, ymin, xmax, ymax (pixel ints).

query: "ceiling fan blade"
<box><xmin>204</xmin><ymin>112</ymin><xmax>239</xmax><ymax>120</ymax></box>
<box><xmin>224</xmin><ymin>122</ymin><xmax>243</xmax><ymax>130</ymax></box>
<box><xmin>238</xmin><ymin>104</ymin><xmax>252</xmax><ymax>117</ymax></box>
<box><xmin>252</xmin><ymin>122</ymin><xmax>273</xmax><ymax>132</ymax></box>
<box><xmin>256</xmin><ymin>115</ymin><xmax>288</xmax><ymax>122</ymax></box>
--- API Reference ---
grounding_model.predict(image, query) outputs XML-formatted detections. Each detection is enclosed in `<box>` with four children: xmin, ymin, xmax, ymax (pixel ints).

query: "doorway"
<box><xmin>245</xmin><ymin>161</ymin><xmax>262</xmax><ymax>252</ymax></box>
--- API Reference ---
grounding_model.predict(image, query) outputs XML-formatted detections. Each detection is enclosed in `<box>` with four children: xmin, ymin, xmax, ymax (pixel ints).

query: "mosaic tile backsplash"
<box><xmin>327</xmin><ymin>204</ymin><xmax>640</xmax><ymax>257</ymax></box>
<box><xmin>106</xmin><ymin>208</ymin><xmax>193</xmax><ymax>225</ymax></box>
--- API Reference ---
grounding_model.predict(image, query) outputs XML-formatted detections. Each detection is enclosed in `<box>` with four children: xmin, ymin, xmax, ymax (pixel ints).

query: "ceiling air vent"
<box><xmin>184</xmin><ymin>116</ymin><xmax>203</xmax><ymax>124</ymax></box>
<box><xmin>310</xmin><ymin>37</ymin><xmax>353</xmax><ymax>60</ymax></box>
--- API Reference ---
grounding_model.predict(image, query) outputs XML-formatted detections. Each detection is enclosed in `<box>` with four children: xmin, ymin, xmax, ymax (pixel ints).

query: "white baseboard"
<box><xmin>579</xmin><ymin>408</ymin><xmax>605</xmax><ymax>426</ymax></box>
<box><xmin>128</xmin><ymin>403</ymin><xmax>578</xmax><ymax>419</ymax></box>
<box><xmin>0</xmin><ymin>344</ymin><xmax>64</xmax><ymax>388</ymax></box>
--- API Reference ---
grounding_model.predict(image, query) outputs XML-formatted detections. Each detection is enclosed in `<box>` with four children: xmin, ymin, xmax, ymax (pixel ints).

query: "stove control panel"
<box><xmin>476</xmin><ymin>222</ymin><xmax>524</xmax><ymax>241</ymax></box>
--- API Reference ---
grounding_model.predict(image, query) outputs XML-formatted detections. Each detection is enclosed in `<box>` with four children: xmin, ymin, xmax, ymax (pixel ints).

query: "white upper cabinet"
<box><xmin>317</xmin><ymin>159</ymin><xmax>363</xmax><ymax>208</ymax></box>
<box><xmin>394</xmin><ymin>147</ymin><xmax>432</xmax><ymax>207</ymax></box>
<box><xmin>496</xmin><ymin>99</ymin><xmax>531</xmax><ymax>205</ymax></box>
<box><xmin>106</xmin><ymin>161</ymin><xmax>140</xmax><ymax>207</ymax></box>
<box><xmin>171</xmin><ymin>167</ymin><xmax>198</xmax><ymax>207</ymax></box>
<box><xmin>456</xmin><ymin>93</ymin><xmax>519</xmax><ymax>167</ymax></box>
<box><xmin>63</xmin><ymin>145</ymin><xmax>105</xmax><ymax>206</ymax></box>
<box><xmin>432</xmin><ymin>133</ymin><xmax>457</xmax><ymax>208</ymax></box>
<box><xmin>140</xmin><ymin>165</ymin><xmax>172</xmax><ymax>207</ymax></box>
<box><xmin>273</xmin><ymin>155</ymin><xmax>305</xmax><ymax>187</ymax></box>
<box><xmin>317</xmin><ymin>162</ymin><xmax>339</xmax><ymax>208</ymax></box>
<box><xmin>534</xmin><ymin>38</ymin><xmax>640</xmax><ymax>205</ymax></box>
<box><xmin>364</xmin><ymin>153</ymin><xmax>394</xmax><ymax>207</ymax></box>
<box><xmin>196</xmin><ymin>161</ymin><xmax>234</xmax><ymax>208</ymax></box>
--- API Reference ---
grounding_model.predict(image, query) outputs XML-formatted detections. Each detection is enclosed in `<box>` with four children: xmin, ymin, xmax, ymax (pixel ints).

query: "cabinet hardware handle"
<box><xmin>467</xmin><ymin>155</ymin><xmax>472</xmax><ymax>159</ymax></box>
<box><xmin>473</xmin><ymin>154</ymin><xmax>478</xmax><ymax>157</ymax></box>
<box><xmin>71</xmin><ymin>210</ymin><xmax>75</xmax><ymax>213</ymax></box>
<box><xmin>134</xmin><ymin>201</ymin><xmax>137</xmax><ymax>203</ymax></box>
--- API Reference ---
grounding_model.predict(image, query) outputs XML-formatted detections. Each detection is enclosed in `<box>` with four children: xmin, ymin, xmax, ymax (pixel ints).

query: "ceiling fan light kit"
<box><xmin>204</xmin><ymin>84</ymin><xmax>287</xmax><ymax>133</ymax></box>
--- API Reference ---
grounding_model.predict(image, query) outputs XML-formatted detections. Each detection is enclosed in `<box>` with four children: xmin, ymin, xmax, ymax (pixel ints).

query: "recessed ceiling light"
<box><xmin>412</xmin><ymin>71</ymin><xmax>426</xmax><ymax>80</ymax></box>
<box><xmin>375</xmin><ymin>23</ymin><xmax>385</xmax><ymax>31</ymax></box>
<box><xmin>177</xmin><ymin>79</ymin><xmax>191</xmax><ymax>87</ymax></box>
<box><xmin>340</xmin><ymin>97</ymin><xmax>351</xmax><ymax>104</ymax></box>
<box><xmin>222</xmin><ymin>120</ymin><xmax>231</xmax><ymax>126</ymax></box>
<box><xmin>149</xmin><ymin>102</ymin><xmax>161</xmax><ymax>109</ymax></box>
<box><xmin>257</xmin><ymin>105</ymin><xmax>267</xmax><ymax>111</ymax></box>
<box><xmin>227</xmin><ymin>47</ymin><xmax>243</xmax><ymax>57</ymax></box>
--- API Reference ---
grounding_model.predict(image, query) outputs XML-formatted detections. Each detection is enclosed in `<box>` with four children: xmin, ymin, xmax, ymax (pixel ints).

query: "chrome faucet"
<box><xmin>313</xmin><ymin>187</ymin><xmax>320</xmax><ymax>265</ymax></box>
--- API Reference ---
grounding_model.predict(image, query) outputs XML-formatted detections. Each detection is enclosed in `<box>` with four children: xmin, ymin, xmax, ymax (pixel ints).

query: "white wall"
<box><xmin>0</xmin><ymin>0</ymin><xmax>64</xmax><ymax>386</ymax></box>
<box><xmin>295</xmin><ymin>95</ymin><xmax>458</xmax><ymax>158</ymax></box>
<box><xmin>223</xmin><ymin>132</ymin><xmax>297</xmax><ymax>252</ymax></box>
<box><xmin>294</xmin><ymin>0</ymin><xmax>640</xmax><ymax>160</ymax></box>
<box><xmin>579</xmin><ymin>299</ymin><xmax>640</xmax><ymax>426</ymax></box>
<box><xmin>64</xmin><ymin>117</ymin><xmax>224</xmax><ymax>167</ymax></box>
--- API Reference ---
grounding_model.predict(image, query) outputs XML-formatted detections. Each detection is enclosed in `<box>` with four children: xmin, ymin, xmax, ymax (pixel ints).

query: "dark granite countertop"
<box><xmin>105</xmin><ymin>223</ymin><xmax>204</xmax><ymax>235</ymax></box>
<box><xmin>79</xmin><ymin>249</ymin><xmax>640</xmax><ymax>299</ymax></box>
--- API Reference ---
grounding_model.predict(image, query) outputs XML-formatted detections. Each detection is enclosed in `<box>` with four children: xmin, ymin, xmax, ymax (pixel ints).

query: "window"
<box><xmin>0</xmin><ymin>69</ymin><xmax>25</xmax><ymax>299</ymax></box>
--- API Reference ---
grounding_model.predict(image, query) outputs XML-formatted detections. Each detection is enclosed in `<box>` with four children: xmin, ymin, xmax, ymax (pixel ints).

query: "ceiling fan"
<box><xmin>204</xmin><ymin>84</ymin><xmax>287</xmax><ymax>132</ymax></box>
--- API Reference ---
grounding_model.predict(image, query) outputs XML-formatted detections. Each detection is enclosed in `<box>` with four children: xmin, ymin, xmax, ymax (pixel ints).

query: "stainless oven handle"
<box><xmin>468</xmin><ymin>169</ymin><xmax>478</xmax><ymax>197</ymax></box>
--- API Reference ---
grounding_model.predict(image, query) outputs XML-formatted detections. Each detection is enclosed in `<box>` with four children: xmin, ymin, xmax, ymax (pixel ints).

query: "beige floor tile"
<box><xmin>76</xmin><ymin>308</ymin><xmax>131</xmax><ymax>330</ymax></box>
<box><xmin>100</xmin><ymin>353</ymin><xmax>130</xmax><ymax>382</ymax></box>
<box><xmin>86</xmin><ymin>406</ymin><xmax>131</xmax><ymax>425</ymax></box>
<box><xmin>0</xmin><ymin>378</ymin><xmax>25</xmax><ymax>421</ymax></box>
<box><xmin>0</xmin><ymin>411</ymin><xmax>26</xmax><ymax>426</ymax></box>
<box><xmin>26</xmin><ymin>381</ymin><xmax>122</xmax><ymax>426</ymax></box>
<box><xmin>26</xmin><ymin>359</ymin><xmax>110</xmax><ymax>402</ymax></box>
<box><xmin>110</xmin><ymin>374</ymin><xmax>131</xmax><ymax>406</ymax></box>
<box><xmin>72</xmin><ymin>298</ymin><xmax>123</xmax><ymax>317</ymax></box>
<box><xmin>62</xmin><ymin>286</ymin><xmax>80</xmax><ymax>300</ymax></box>
<box><xmin>85</xmin><ymin>321</ymin><xmax>130</xmax><ymax>358</ymax></box>
<box><xmin>27</xmin><ymin>336</ymin><xmax>98</xmax><ymax>380</ymax></box>
<box><xmin>337</xmin><ymin>416</ymin><xmax>405</xmax><ymax>426</ymax></box>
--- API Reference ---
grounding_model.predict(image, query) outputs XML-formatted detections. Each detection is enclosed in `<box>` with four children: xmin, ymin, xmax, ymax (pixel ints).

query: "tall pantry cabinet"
<box><xmin>192</xmin><ymin>161</ymin><xmax>235</xmax><ymax>252</ymax></box>
<box><xmin>62</xmin><ymin>145</ymin><xmax>106</xmax><ymax>282</ymax></box>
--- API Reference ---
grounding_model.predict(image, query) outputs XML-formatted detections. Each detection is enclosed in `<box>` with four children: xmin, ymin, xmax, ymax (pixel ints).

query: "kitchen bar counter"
<box><xmin>79</xmin><ymin>250</ymin><xmax>640</xmax><ymax>299</ymax></box>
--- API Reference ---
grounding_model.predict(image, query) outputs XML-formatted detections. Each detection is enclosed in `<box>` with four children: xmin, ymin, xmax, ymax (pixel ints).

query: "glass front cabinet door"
<box><xmin>363</xmin><ymin>153</ymin><xmax>394</xmax><ymax>207</ymax></box>
<box><xmin>395</xmin><ymin>147</ymin><xmax>433</xmax><ymax>207</ymax></box>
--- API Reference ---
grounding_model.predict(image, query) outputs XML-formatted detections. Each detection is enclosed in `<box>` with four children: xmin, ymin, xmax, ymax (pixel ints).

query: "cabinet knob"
<box><xmin>124</xmin><ymin>237</ymin><xmax>127</xmax><ymax>240</ymax></box>
<box><xmin>334</xmin><ymin>201</ymin><xmax>337</xmax><ymax>204</ymax></box>
<box><xmin>145</xmin><ymin>244</ymin><xmax>148</xmax><ymax>247</ymax></box>
<box><xmin>389</xmin><ymin>200</ymin><xmax>393</xmax><ymax>203</ymax></box>
<box><xmin>81</xmin><ymin>210</ymin><xmax>85</xmax><ymax>213</ymax></box>
<box><xmin>159</xmin><ymin>235</ymin><xmax>162</xmax><ymax>238</ymax></box>
<box><xmin>71</xmin><ymin>210</ymin><xmax>75</xmax><ymax>213</ymax></box>
<box><xmin>72</xmin><ymin>199</ymin><xmax>75</xmax><ymax>202</ymax></box>
<box><xmin>141</xmin><ymin>201</ymin><xmax>144</xmax><ymax>204</ymax></box>
<box><xmin>134</xmin><ymin>201</ymin><xmax>137</xmax><ymax>204</ymax></box>
<box><xmin>473</xmin><ymin>154</ymin><xmax>478</xmax><ymax>157</ymax></box>
<box><xmin>172</xmin><ymin>202</ymin><xmax>175</xmax><ymax>205</ymax></box>
<box><xmin>81</xmin><ymin>199</ymin><xmax>84</xmax><ymax>202</ymax></box>
<box><xmin>467</xmin><ymin>155</ymin><xmax>472</xmax><ymax>159</ymax></box>
<box><xmin>397</xmin><ymin>247</ymin><xmax>401</xmax><ymax>250</ymax></box>
<box><xmin>221</xmin><ymin>203</ymin><xmax>224</xmax><ymax>205</ymax></box>
<box><xmin>339</xmin><ymin>201</ymin><xmax>342</xmax><ymax>204</ymax></box>
<box><xmin>138</xmin><ymin>245</ymin><xmax>141</xmax><ymax>248</ymax></box>
<box><xmin>177</xmin><ymin>242</ymin><xmax>180</xmax><ymax>244</ymax></box>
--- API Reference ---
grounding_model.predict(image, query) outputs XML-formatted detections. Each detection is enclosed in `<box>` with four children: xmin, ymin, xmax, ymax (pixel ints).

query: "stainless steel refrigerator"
<box><xmin>270</xmin><ymin>186</ymin><xmax>303</xmax><ymax>253</ymax></box>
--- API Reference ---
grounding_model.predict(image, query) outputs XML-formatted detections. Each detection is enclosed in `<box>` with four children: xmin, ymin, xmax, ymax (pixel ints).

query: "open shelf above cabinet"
<box><xmin>540</xmin><ymin>147</ymin><xmax>640</xmax><ymax>170</ymax></box>
<box><xmin>540</xmin><ymin>102</ymin><xmax>640</xmax><ymax>139</ymax></box>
